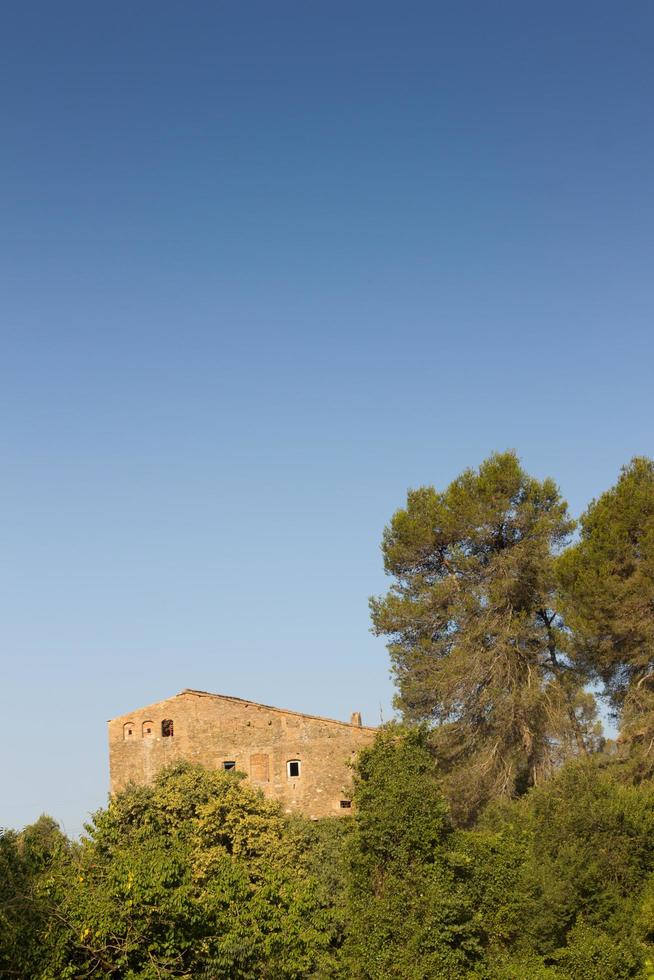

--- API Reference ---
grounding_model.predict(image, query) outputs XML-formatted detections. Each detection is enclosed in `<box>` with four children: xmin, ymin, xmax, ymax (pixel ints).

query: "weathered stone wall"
<box><xmin>108</xmin><ymin>689</ymin><xmax>376</xmax><ymax>818</ymax></box>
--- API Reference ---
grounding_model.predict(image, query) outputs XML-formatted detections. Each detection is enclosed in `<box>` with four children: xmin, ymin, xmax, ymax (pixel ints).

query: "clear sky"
<box><xmin>1</xmin><ymin>1</ymin><xmax>652</xmax><ymax>835</ymax></box>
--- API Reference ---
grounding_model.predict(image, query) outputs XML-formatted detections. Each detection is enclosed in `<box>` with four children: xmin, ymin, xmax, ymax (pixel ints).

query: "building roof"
<box><xmin>110</xmin><ymin>687</ymin><xmax>377</xmax><ymax>732</ymax></box>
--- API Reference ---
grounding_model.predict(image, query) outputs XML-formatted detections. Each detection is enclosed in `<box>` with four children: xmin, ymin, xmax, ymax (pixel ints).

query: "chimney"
<box><xmin>350</xmin><ymin>711</ymin><xmax>362</xmax><ymax>727</ymax></box>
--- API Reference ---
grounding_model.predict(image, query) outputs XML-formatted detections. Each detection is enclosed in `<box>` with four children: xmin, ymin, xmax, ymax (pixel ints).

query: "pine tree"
<box><xmin>558</xmin><ymin>457</ymin><xmax>654</xmax><ymax>763</ymax></box>
<box><xmin>370</xmin><ymin>451</ymin><xmax>595</xmax><ymax>823</ymax></box>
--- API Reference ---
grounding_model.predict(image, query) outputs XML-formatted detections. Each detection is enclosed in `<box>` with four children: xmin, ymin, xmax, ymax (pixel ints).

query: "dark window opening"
<box><xmin>340</xmin><ymin>800</ymin><xmax>352</xmax><ymax>809</ymax></box>
<box><xmin>223</xmin><ymin>761</ymin><xmax>236</xmax><ymax>771</ymax></box>
<box><xmin>287</xmin><ymin>760</ymin><xmax>301</xmax><ymax>778</ymax></box>
<box><xmin>161</xmin><ymin>719</ymin><xmax>174</xmax><ymax>737</ymax></box>
<box><xmin>128</xmin><ymin>729</ymin><xmax>132</xmax><ymax>736</ymax></box>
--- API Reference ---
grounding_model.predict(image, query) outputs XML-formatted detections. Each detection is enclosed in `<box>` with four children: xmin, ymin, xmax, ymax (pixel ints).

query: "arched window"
<box><xmin>142</xmin><ymin>721</ymin><xmax>154</xmax><ymax>738</ymax></box>
<box><xmin>286</xmin><ymin>759</ymin><xmax>301</xmax><ymax>778</ymax></box>
<box><xmin>123</xmin><ymin>722</ymin><xmax>135</xmax><ymax>740</ymax></box>
<box><xmin>161</xmin><ymin>719</ymin><xmax>174</xmax><ymax>737</ymax></box>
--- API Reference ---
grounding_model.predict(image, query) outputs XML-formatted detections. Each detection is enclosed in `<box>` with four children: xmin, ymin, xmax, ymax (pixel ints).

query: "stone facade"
<box><xmin>108</xmin><ymin>688</ymin><xmax>377</xmax><ymax>818</ymax></box>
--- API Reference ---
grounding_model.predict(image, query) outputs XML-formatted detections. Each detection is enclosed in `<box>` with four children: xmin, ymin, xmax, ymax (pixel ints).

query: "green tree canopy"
<box><xmin>558</xmin><ymin>457</ymin><xmax>654</xmax><ymax>757</ymax></box>
<box><xmin>370</xmin><ymin>451</ymin><xmax>595</xmax><ymax>822</ymax></box>
<box><xmin>37</xmin><ymin>764</ymin><xmax>343</xmax><ymax>979</ymax></box>
<box><xmin>0</xmin><ymin>816</ymin><xmax>71</xmax><ymax>980</ymax></box>
<box><xmin>344</xmin><ymin>726</ymin><xmax>482</xmax><ymax>979</ymax></box>
<box><xmin>473</xmin><ymin>758</ymin><xmax>654</xmax><ymax>978</ymax></box>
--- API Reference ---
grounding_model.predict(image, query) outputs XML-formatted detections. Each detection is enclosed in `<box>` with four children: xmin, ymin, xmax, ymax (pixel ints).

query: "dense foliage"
<box><xmin>344</xmin><ymin>727</ymin><xmax>481</xmax><ymax>978</ymax></box>
<box><xmin>14</xmin><ymin>765</ymin><xmax>343</xmax><ymax>979</ymax></box>
<box><xmin>558</xmin><ymin>457</ymin><xmax>654</xmax><ymax>764</ymax></box>
<box><xmin>3</xmin><ymin>451</ymin><xmax>654</xmax><ymax>977</ymax></box>
<box><xmin>5</xmin><ymin>750</ymin><xmax>654</xmax><ymax>978</ymax></box>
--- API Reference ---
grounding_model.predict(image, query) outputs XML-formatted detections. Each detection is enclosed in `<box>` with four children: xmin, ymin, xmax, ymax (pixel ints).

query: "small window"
<box><xmin>223</xmin><ymin>761</ymin><xmax>236</xmax><ymax>771</ymax></box>
<box><xmin>142</xmin><ymin>720</ymin><xmax>154</xmax><ymax>738</ymax></box>
<box><xmin>340</xmin><ymin>800</ymin><xmax>352</xmax><ymax>809</ymax></box>
<box><xmin>287</xmin><ymin>760</ymin><xmax>301</xmax><ymax>778</ymax></box>
<box><xmin>123</xmin><ymin>722</ymin><xmax>135</xmax><ymax>740</ymax></box>
<box><xmin>161</xmin><ymin>719</ymin><xmax>174</xmax><ymax>738</ymax></box>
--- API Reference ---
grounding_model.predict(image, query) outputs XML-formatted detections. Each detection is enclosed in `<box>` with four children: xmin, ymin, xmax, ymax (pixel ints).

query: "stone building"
<box><xmin>108</xmin><ymin>688</ymin><xmax>377</xmax><ymax>818</ymax></box>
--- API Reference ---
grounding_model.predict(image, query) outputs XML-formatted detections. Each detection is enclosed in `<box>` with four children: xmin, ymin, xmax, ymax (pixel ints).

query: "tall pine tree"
<box><xmin>558</xmin><ymin>457</ymin><xmax>654</xmax><ymax>765</ymax></box>
<box><xmin>370</xmin><ymin>451</ymin><xmax>595</xmax><ymax>823</ymax></box>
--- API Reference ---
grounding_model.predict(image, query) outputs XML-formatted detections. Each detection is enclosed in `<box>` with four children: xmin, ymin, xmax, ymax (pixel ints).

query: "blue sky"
<box><xmin>1</xmin><ymin>2</ymin><xmax>652</xmax><ymax>834</ymax></box>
